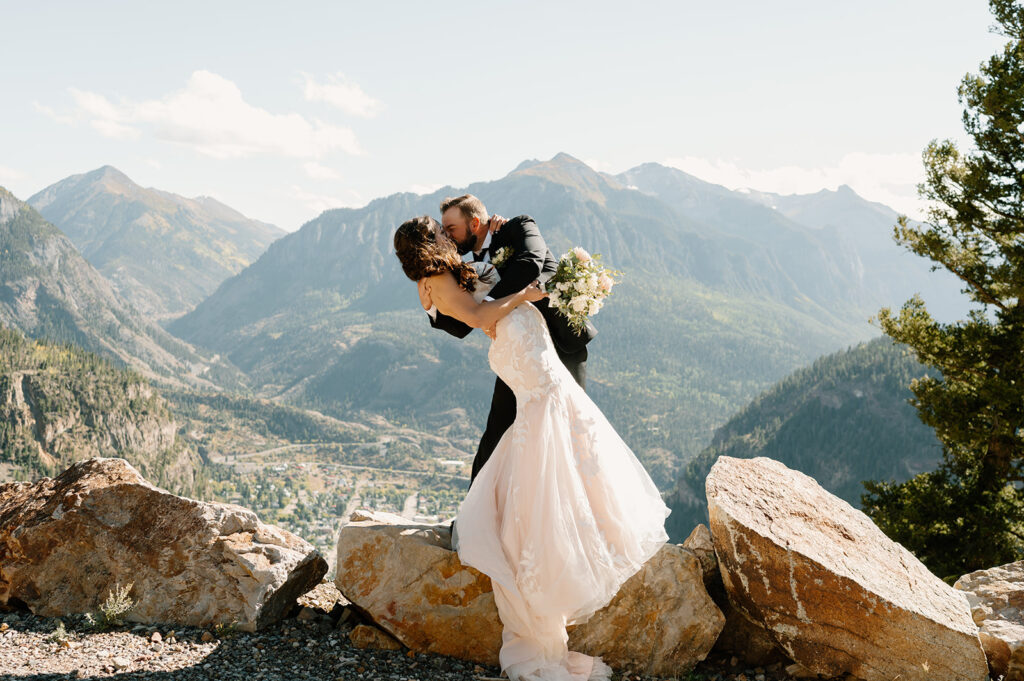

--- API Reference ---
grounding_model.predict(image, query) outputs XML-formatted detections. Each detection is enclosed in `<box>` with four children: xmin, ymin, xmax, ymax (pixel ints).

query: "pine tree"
<box><xmin>863</xmin><ymin>0</ymin><xmax>1024</xmax><ymax>580</ymax></box>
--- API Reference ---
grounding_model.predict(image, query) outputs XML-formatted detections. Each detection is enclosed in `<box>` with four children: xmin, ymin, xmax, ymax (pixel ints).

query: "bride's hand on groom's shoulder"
<box><xmin>418</xmin><ymin>278</ymin><xmax>433</xmax><ymax>310</ymax></box>
<box><xmin>487</xmin><ymin>214</ymin><xmax>507</xmax><ymax>234</ymax></box>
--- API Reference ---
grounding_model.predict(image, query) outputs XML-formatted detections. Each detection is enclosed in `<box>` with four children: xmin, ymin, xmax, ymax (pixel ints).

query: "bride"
<box><xmin>393</xmin><ymin>216</ymin><xmax>671</xmax><ymax>681</ymax></box>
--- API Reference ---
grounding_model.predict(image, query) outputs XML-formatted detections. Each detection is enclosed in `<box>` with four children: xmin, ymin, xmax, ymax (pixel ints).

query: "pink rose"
<box><xmin>571</xmin><ymin>247</ymin><xmax>592</xmax><ymax>263</ymax></box>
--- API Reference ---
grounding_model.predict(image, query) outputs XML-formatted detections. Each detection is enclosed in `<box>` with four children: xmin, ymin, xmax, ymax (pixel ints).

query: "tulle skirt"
<box><xmin>454</xmin><ymin>308</ymin><xmax>671</xmax><ymax>680</ymax></box>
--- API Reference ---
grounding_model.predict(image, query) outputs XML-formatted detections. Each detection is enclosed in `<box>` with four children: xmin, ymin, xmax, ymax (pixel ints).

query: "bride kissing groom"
<box><xmin>422</xmin><ymin>194</ymin><xmax>596</xmax><ymax>488</ymax></box>
<box><xmin>394</xmin><ymin>194</ymin><xmax>670</xmax><ymax>681</ymax></box>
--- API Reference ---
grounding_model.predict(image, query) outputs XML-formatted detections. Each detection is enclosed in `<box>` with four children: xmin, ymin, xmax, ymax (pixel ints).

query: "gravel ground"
<box><xmin>0</xmin><ymin>583</ymin><xmax>812</xmax><ymax>681</ymax></box>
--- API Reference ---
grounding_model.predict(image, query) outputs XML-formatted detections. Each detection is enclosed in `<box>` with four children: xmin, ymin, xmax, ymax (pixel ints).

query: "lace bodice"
<box><xmin>488</xmin><ymin>304</ymin><xmax>563</xmax><ymax>403</ymax></box>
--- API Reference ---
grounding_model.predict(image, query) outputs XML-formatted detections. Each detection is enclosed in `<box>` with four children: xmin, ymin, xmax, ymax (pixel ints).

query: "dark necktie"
<box><xmin>473</xmin><ymin>250</ymin><xmax>486</xmax><ymax>262</ymax></box>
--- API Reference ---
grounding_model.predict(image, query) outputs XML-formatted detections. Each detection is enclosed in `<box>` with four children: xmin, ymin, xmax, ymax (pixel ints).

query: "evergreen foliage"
<box><xmin>862</xmin><ymin>0</ymin><xmax>1024</xmax><ymax>580</ymax></box>
<box><xmin>666</xmin><ymin>337</ymin><xmax>940</xmax><ymax>542</ymax></box>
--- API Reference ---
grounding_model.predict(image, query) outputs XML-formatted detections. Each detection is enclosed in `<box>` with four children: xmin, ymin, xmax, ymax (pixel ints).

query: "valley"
<box><xmin>0</xmin><ymin>154</ymin><xmax>959</xmax><ymax>551</ymax></box>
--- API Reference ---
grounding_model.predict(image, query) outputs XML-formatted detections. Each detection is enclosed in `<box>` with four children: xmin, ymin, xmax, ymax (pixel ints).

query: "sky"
<box><xmin>0</xmin><ymin>1</ymin><xmax>1008</xmax><ymax>231</ymax></box>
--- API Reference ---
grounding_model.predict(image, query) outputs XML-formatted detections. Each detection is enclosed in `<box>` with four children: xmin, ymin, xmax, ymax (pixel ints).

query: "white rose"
<box><xmin>570</xmin><ymin>296</ymin><xmax>589</xmax><ymax>313</ymax></box>
<box><xmin>588</xmin><ymin>299</ymin><xmax>603</xmax><ymax>315</ymax></box>
<box><xmin>572</xmin><ymin>247</ymin><xmax>592</xmax><ymax>263</ymax></box>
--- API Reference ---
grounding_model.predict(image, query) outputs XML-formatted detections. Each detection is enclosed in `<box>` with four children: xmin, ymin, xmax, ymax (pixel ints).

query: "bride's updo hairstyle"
<box><xmin>394</xmin><ymin>215</ymin><xmax>479</xmax><ymax>292</ymax></box>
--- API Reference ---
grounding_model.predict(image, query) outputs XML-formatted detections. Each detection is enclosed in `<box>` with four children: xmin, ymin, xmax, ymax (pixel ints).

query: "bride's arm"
<box><xmin>426</xmin><ymin>272</ymin><xmax>546</xmax><ymax>329</ymax></box>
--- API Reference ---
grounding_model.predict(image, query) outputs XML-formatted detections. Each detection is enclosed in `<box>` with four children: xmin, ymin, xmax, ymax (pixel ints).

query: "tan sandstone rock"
<box><xmin>565</xmin><ymin>543</ymin><xmax>724</xmax><ymax>675</ymax></box>
<box><xmin>955</xmin><ymin>560</ymin><xmax>1024</xmax><ymax>681</ymax></box>
<box><xmin>335</xmin><ymin>509</ymin><xmax>504</xmax><ymax>664</ymax></box>
<box><xmin>0</xmin><ymin>457</ymin><xmax>327</xmax><ymax>631</ymax></box>
<box><xmin>682</xmin><ymin>523</ymin><xmax>788</xmax><ymax>667</ymax></box>
<box><xmin>706</xmin><ymin>456</ymin><xmax>987</xmax><ymax>681</ymax></box>
<box><xmin>334</xmin><ymin>509</ymin><xmax>723</xmax><ymax>676</ymax></box>
<box><xmin>682</xmin><ymin>523</ymin><xmax>717</xmax><ymax>582</ymax></box>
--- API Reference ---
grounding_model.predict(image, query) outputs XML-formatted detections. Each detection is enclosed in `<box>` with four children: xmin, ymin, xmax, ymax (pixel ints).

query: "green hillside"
<box><xmin>0</xmin><ymin>186</ymin><xmax>247</xmax><ymax>391</ymax></box>
<box><xmin>664</xmin><ymin>336</ymin><xmax>942</xmax><ymax>541</ymax></box>
<box><xmin>0</xmin><ymin>324</ymin><xmax>200</xmax><ymax>494</ymax></box>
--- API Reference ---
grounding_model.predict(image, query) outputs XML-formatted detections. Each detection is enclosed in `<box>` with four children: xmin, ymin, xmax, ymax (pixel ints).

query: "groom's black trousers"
<box><xmin>467</xmin><ymin>346</ymin><xmax>588</xmax><ymax>488</ymax></box>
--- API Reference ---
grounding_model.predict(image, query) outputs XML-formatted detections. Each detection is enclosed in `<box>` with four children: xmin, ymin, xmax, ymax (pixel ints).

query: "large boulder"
<box><xmin>565</xmin><ymin>543</ymin><xmax>724</xmax><ymax>675</ymax></box>
<box><xmin>335</xmin><ymin>509</ymin><xmax>502</xmax><ymax>663</ymax></box>
<box><xmin>683</xmin><ymin>523</ymin><xmax>788</xmax><ymax>667</ymax></box>
<box><xmin>335</xmin><ymin>509</ymin><xmax>723</xmax><ymax>676</ymax></box>
<box><xmin>706</xmin><ymin>456</ymin><xmax>987</xmax><ymax>681</ymax></box>
<box><xmin>955</xmin><ymin>560</ymin><xmax>1024</xmax><ymax>681</ymax></box>
<box><xmin>0</xmin><ymin>457</ymin><xmax>327</xmax><ymax>631</ymax></box>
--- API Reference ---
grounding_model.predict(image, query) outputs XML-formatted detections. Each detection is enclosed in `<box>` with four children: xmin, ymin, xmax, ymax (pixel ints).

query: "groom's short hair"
<box><xmin>441</xmin><ymin>194</ymin><xmax>488</xmax><ymax>225</ymax></box>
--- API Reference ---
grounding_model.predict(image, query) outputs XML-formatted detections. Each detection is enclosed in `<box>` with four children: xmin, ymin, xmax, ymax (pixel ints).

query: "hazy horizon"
<box><xmin>1</xmin><ymin>1</ymin><xmax>1005</xmax><ymax>231</ymax></box>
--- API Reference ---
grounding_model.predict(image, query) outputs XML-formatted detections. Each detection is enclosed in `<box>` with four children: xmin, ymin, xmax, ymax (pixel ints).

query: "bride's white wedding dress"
<box><xmin>452</xmin><ymin>274</ymin><xmax>671</xmax><ymax>681</ymax></box>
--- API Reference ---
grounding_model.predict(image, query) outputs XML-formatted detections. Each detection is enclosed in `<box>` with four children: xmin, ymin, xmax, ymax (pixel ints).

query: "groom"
<box><xmin>425</xmin><ymin>194</ymin><xmax>596</xmax><ymax>494</ymax></box>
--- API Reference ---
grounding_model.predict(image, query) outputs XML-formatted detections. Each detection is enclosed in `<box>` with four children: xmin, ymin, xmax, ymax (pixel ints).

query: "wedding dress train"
<box><xmin>452</xmin><ymin>302</ymin><xmax>671</xmax><ymax>681</ymax></box>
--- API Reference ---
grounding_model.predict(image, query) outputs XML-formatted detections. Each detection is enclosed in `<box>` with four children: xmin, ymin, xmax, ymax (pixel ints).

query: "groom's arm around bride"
<box><xmin>426</xmin><ymin>213</ymin><xmax>549</xmax><ymax>339</ymax></box>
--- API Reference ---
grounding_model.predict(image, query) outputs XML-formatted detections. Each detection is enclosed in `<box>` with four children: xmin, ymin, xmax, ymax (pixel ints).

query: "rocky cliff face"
<box><xmin>0</xmin><ymin>186</ymin><xmax>247</xmax><ymax>392</ymax></box>
<box><xmin>0</xmin><ymin>324</ymin><xmax>199</xmax><ymax>494</ymax></box>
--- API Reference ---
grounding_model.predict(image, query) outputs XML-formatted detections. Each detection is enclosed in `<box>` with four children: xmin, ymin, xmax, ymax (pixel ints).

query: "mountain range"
<box><xmin>0</xmin><ymin>187</ymin><xmax>246</xmax><ymax>391</ymax></box>
<box><xmin>28</xmin><ymin>166</ymin><xmax>284</xmax><ymax>322</ymax></box>
<box><xmin>165</xmin><ymin>153</ymin><xmax>962</xmax><ymax>488</ymax></box>
<box><xmin>616</xmin><ymin>163</ymin><xmax>966</xmax><ymax>322</ymax></box>
<box><xmin>0</xmin><ymin>153</ymin><xmax>963</xmax><ymax>507</ymax></box>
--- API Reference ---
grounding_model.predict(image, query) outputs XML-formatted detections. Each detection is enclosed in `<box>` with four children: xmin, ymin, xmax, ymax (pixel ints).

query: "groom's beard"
<box><xmin>453</xmin><ymin>233</ymin><xmax>476</xmax><ymax>256</ymax></box>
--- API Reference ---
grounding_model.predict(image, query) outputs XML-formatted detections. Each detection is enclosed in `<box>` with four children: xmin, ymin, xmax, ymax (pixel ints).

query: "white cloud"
<box><xmin>303</xmin><ymin>72</ymin><xmax>382</xmax><ymax>118</ymax></box>
<box><xmin>409</xmin><ymin>183</ymin><xmax>443</xmax><ymax>196</ymax></box>
<box><xmin>663</xmin><ymin>152</ymin><xmax>926</xmax><ymax>218</ymax></box>
<box><xmin>304</xmin><ymin>162</ymin><xmax>342</xmax><ymax>180</ymax></box>
<box><xmin>50</xmin><ymin>70</ymin><xmax>363</xmax><ymax>159</ymax></box>
<box><xmin>64</xmin><ymin>88</ymin><xmax>142</xmax><ymax>139</ymax></box>
<box><xmin>287</xmin><ymin>185</ymin><xmax>361</xmax><ymax>216</ymax></box>
<box><xmin>0</xmin><ymin>165</ymin><xmax>23</xmax><ymax>183</ymax></box>
<box><xmin>33</xmin><ymin>101</ymin><xmax>76</xmax><ymax>126</ymax></box>
<box><xmin>583</xmin><ymin>159</ymin><xmax>616</xmax><ymax>173</ymax></box>
<box><xmin>145</xmin><ymin>159</ymin><xmax>162</xmax><ymax>169</ymax></box>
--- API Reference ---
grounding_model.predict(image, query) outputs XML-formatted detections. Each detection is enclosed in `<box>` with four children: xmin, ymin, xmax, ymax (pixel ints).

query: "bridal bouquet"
<box><xmin>544</xmin><ymin>247</ymin><xmax>620</xmax><ymax>333</ymax></box>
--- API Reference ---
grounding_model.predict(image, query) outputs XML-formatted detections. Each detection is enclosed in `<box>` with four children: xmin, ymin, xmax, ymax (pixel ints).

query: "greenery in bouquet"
<box><xmin>544</xmin><ymin>247</ymin><xmax>621</xmax><ymax>334</ymax></box>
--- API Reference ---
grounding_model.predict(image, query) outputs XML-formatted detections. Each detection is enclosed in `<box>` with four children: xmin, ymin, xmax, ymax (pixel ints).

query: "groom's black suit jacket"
<box><xmin>429</xmin><ymin>215</ymin><xmax>596</xmax><ymax>490</ymax></box>
<box><xmin>430</xmin><ymin>215</ymin><xmax>596</xmax><ymax>354</ymax></box>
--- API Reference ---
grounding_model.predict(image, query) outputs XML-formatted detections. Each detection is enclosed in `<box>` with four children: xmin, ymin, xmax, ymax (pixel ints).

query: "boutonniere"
<box><xmin>491</xmin><ymin>246</ymin><xmax>514</xmax><ymax>268</ymax></box>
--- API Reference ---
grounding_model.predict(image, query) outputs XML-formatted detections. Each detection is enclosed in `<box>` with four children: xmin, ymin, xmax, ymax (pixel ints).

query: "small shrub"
<box><xmin>46</xmin><ymin>619</ymin><xmax>67</xmax><ymax>644</ymax></box>
<box><xmin>212</xmin><ymin>620</ymin><xmax>239</xmax><ymax>639</ymax></box>
<box><xmin>85</xmin><ymin>582</ymin><xmax>135</xmax><ymax>630</ymax></box>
